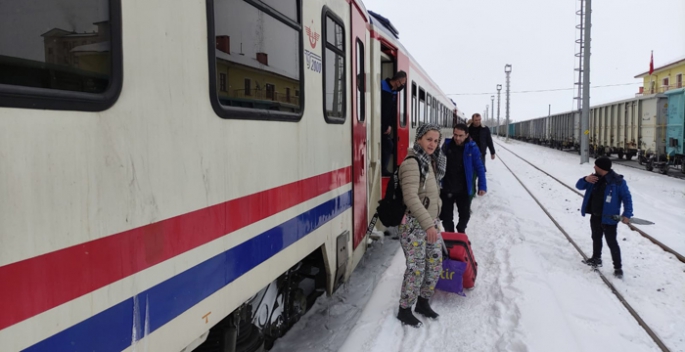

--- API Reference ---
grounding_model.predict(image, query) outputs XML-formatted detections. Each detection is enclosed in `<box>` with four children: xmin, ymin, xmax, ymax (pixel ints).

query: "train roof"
<box><xmin>366</xmin><ymin>9</ymin><xmax>452</xmax><ymax>105</ymax></box>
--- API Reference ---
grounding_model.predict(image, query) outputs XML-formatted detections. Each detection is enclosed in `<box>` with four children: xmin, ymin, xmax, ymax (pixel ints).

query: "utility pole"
<box><xmin>579</xmin><ymin>0</ymin><xmax>592</xmax><ymax>163</ymax></box>
<box><xmin>496</xmin><ymin>84</ymin><xmax>502</xmax><ymax>137</ymax></box>
<box><xmin>505</xmin><ymin>64</ymin><xmax>512</xmax><ymax>141</ymax></box>
<box><xmin>491</xmin><ymin>95</ymin><xmax>495</xmax><ymax>128</ymax></box>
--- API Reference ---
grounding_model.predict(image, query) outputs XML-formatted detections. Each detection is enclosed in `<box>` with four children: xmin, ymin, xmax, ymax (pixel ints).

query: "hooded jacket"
<box><xmin>576</xmin><ymin>170</ymin><xmax>633</xmax><ymax>225</ymax></box>
<box><xmin>441</xmin><ymin>138</ymin><xmax>487</xmax><ymax>196</ymax></box>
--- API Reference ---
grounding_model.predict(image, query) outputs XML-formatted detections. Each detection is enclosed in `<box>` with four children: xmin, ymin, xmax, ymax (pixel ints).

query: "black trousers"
<box><xmin>590</xmin><ymin>215</ymin><xmax>622</xmax><ymax>269</ymax></box>
<box><xmin>439</xmin><ymin>191</ymin><xmax>472</xmax><ymax>233</ymax></box>
<box><xmin>480</xmin><ymin>153</ymin><xmax>487</xmax><ymax>172</ymax></box>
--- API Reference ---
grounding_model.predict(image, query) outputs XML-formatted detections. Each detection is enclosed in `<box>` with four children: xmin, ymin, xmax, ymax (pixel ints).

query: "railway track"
<box><xmin>558</xmin><ymin>149</ymin><xmax>685</xmax><ymax>180</ymax></box>
<box><xmin>498</xmin><ymin>142</ymin><xmax>685</xmax><ymax>264</ymax></box>
<box><xmin>612</xmin><ymin>159</ymin><xmax>685</xmax><ymax>180</ymax></box>
<box><xmin>496</xmin><ymin>148</ymin><xmax>673</xmax><ymax>352</ymax></box>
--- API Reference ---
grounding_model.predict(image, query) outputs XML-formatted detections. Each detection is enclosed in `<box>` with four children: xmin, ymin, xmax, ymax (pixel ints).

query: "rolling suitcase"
<box><xmin>442</xmin><ymin>232</ymin><xmax>478</xmax><ymax>289</ymax></box>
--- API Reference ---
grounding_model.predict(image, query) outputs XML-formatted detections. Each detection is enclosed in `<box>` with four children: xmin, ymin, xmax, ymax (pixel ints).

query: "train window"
<box><xmin>432</xmin><ymin>98</ymin><xmax>437</xmax><ymax>124</ymax></box>
<box><xmin>0</xmin><ymin>0</ymin><xmax>122</xmax><ymax>111</ymax></box>
<box><xmin>259</xmin><ymin>0</ymin><xmax>298</xmax><ymax>22</ymax></box>
<box><xmin>439</xmin><ymin>105</ymin><xmax>443</xmax><ymax>126</ymax></box>
<box><xmin>399</xmin><ymin>81</ymin><xmax>407</xmax><ymax>127</ymax></box>
<box><xmin>208</xmin><ymin>0</ymin><xmax>303</xmax><ymax>121</ymax></box>
<box><xmin>419</xmin><ymin>88</ymin><xmax>425</xmax><ymax>124</ymax></box>
<box><xmin>355</xmin><ymin>39</ymin><xmax>364</xmax><ymax>122</ymax></box>
<box><xmin>426</xmin><ymin>93</ymin><xmax>431</xmax><ymax>124</ymax></box>
<box><xmin>411</xmin><ymin>82</ymin><xmax>417</xmax><ymax>128</ymax></box>
<box><xmin>322</xmin><ymin>10</ymin><xmax>345</xmax><ymax>123</ymax></box>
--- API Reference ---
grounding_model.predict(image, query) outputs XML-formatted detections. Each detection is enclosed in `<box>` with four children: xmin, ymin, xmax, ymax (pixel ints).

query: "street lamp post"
<box><xmin>504</xmin><ymin>64</ymin><xmax>512</xmax><ymax>141</ymax></box>
<box><xmin>490</xmin><ymin>95</ymin><xmax>494</xmax><ymax>129</ymax></box>
<box><xmin>496</xmin><ymin>84</ymin><xmax>502</xmax><ymax>137</ymax></box>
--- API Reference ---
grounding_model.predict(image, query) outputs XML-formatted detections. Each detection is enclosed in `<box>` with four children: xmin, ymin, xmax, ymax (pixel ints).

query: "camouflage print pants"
<box><xmin>398</xmin><ymin>216</ymin><xmax>443</xmax><ymax>309</ymax></box>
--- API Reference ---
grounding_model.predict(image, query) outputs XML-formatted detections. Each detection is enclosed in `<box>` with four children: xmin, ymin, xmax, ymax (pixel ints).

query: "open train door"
<box><xmin>351</xmin><ymin>2</ymin><xmax>368</xmax><ymax>249</ymax></box>
<box><xmin>395</xmin><ymin>52</ymin><xmax>410</xmax><ymax>162</ymax></box>
<box><xmin>376</xmin><ymin>35</ymin><xmax>408</xmax><ymax>198</ymax></box>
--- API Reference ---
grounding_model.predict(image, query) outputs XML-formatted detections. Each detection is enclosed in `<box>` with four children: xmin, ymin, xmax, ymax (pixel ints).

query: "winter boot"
<box><xmin>397</xmin><ymin>307</ymin><xmax>422</xmax><ymax>327</ymax></box>
<box><xmin>614</xmin><ymin>268</ymin><xmax>623</xmax><ymax>279</ymax></box>
<box><xmin>582</xmin><ymin>257</ymin><xmax>602</xmax><ymax>268</ymax></box>
<box><xmin>414</xmin><ymin>297</ymin><xmax>439</xmax><ymax>319</ymax></box>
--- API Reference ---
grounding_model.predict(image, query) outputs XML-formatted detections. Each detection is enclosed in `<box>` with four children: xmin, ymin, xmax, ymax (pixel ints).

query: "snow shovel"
<box><xmin>609</xmin><ymin>215</ymin><xmax>655</xmax><ymax>225</ymax></box>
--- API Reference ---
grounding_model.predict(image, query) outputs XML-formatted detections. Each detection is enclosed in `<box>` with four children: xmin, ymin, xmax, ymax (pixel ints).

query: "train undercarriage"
<box><xmin>637</xmin><ymin>150</ymin><xmax>685</xmax><ymax>175</ymax></box>
<box><xmin>192</xmin><ymin>249</ymin><xmax>329</xmax><ymax>352</ymax></box>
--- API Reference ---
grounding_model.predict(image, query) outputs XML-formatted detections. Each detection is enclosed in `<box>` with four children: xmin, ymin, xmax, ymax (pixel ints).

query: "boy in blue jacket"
<box><xmin>440</xmin><ymin>124</ymin><xmax>487</xmax><ymax>233</ymax></box>
<box><xmin>576</xmin><ymin>157</ymin><xmax>633</xmax><ymax>278</ymax></box>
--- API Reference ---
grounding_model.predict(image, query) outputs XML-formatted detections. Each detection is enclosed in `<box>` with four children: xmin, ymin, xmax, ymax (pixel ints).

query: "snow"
<box><xmin>271</xmin><ymin>139</ymin><xmax>685</xmax><ymax>352</ymax></box>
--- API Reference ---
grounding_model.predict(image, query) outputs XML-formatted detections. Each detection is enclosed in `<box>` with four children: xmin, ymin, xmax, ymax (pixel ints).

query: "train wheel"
<box><xmin>660</xmin><ymin>166</ymin><xmax>669</xmax><ymax>175</ymax></box>
<box><xmin>238</xmin><ymin>326</ymin><xmax>266</xmax><ymax>352</ymax></box>
<box><xmin>617</xmin><ymin>151</ymin><xmax>624</xmax><ymax>160</ymax></box>
<box><xmin>645</xmin><ymin>161</ymin><xmax>653</xmax><ymax>172</ymax></box>
<box><xmin>626</xmin><ymin>153</ymin><xmax>633</xmax><ymax>161</ymax></box>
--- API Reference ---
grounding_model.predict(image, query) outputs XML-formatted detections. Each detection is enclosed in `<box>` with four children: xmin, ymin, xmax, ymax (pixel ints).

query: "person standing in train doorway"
<box><xmin>396</xmin><ymin>123</ymin><xmax>445</xmax><ymax>327</ymax></box>
<box><xmin>576</xmin><ymin>157</ymin><xmax>633</xmax><ymax>278</ymax></box>
<box><xmin>439</xmin><ymin>123</ymin><xmax>487</xmax><ymax>234</ymax></box>
<box><xmin>468</xmin><ymin>113</ymin><xmax>495</xmax><ymax>172</ymax></box>
<box><xmin>381</xmin><ymin>70</ymin><xmax>407</xmax><ymax>176</ymax></box>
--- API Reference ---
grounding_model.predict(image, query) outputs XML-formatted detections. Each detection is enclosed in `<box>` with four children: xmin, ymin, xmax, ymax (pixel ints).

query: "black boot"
<box><xmin>582</xmin><ymin>257</ymin><xmax>602</xmax><ymax>268</ymax></box>
<box><xmin>397</xmin><ymin>307</ymin><xmax>422</xmax><ymax>327</ymax></box>
<box><xmin>414</xmin><ymin>297</ymin><xmax>439</xmax><ymax>319</ymax></box>
<box><xmin>614</xmin><ymin>268</ymin><xmax>623</xmax><ymax>279</ymax></box>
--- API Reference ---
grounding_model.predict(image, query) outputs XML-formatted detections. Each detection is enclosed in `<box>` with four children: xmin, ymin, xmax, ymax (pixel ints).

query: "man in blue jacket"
<box><xmin>439</xmin><ymin>124</ymin><xmax>487</xmax><ymax>233</ymax></box>
<box><xmin>380</xmin><ymin>71</ymin><xmax>407</xmax><ymax>176</ymax></box>
<box><xmin>576</xmin><ymin>157</ymin><xmax>633</xmax><ymax>278</ymax></box>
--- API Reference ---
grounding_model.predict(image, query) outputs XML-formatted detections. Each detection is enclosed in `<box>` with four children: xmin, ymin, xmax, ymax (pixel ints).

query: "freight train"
<box><xmin>497</xmin><ymin>90</ymin><xmax>685</xmax><ymax>174</ymax></box>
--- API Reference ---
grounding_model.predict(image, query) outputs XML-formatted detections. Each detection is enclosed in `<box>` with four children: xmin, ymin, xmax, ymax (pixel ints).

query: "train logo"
<box><xmin>305</xmin><ymin>21</ymin><xmax>320</xmax><ymax>49</ymax></box>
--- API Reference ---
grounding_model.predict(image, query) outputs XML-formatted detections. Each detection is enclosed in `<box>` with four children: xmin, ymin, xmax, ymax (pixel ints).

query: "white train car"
<box><xmin>0</xmin><ymin>0</ymin><xmax>456</xmax><ymax>351</ymax></box>
<box><xmin>589</xmin><ymin>96</ymin><xmax>654</xmax><ymax>159</ymax></box>
<box><xmin>513</xmin><ymin>94</ymin><xmax>668</xmax><ymax>159</ymax></box>
<box><xmin>547</xmin><ymin>111</ymin><xmax>578</xmax><ymax>150</ymax></box>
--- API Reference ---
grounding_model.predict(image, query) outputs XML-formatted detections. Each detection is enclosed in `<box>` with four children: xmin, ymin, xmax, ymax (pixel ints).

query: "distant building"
<box><xmin>41</xmin><ymin>21</ymin><xmax>110</xmax><ymax>74</ymax></box>
<box><xmin>215</xmin><ymin>35</ymin><xmax>300</xmax><ymax>111</ymax></box>
<box><xmin>635</xmin><ymin>56</ymin><xmax>685</xmax><ymax>95</ymax></box>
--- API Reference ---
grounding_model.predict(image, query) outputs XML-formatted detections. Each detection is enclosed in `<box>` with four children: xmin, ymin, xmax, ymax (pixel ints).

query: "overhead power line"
<box><xmin>446</xmin><ymin>82</ymin><xmax>641</xmax><ymax>96</ymax></box>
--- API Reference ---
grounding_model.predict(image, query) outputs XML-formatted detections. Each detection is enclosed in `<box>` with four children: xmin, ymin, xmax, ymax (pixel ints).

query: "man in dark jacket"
<box><xmin>381</xmin><ymin>71</ymin><xmax>407</xmax><ymax>176</ymax></box>
<box><xmin>468</xmin><ymin>113</ymin><xmax>495</xmax><ymax>171</ymax></box>
<box><xmin>576</xmin><ymin>157</ymin><xmax>633</xmax><ymax>278</ymax></box>
<box><xmin>439</xmin><ymin>124</ymin><xmax>487</xmax><ymax>233</ymax></box>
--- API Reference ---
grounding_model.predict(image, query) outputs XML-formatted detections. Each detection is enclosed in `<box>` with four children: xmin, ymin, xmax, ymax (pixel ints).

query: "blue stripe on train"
<box><xmin>24</xmin><ymin>191</ymin><xmax>352</xmax><ymax>352</ymax></box>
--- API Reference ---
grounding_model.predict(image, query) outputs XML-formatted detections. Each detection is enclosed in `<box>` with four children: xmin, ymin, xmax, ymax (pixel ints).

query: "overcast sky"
<box><xmin>362</xmin><ymin>0</ymin><xmax>685</xmax><ymax>123</ymax></box>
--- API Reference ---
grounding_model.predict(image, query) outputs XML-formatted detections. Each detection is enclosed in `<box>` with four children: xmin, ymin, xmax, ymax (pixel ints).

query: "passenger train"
<box><xmin>0</xmin><ymin>0</ymin><xmax>461</xmax><ymax>351</ymax></box>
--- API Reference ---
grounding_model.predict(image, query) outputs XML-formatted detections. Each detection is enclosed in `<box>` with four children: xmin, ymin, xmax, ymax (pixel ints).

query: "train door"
<box><xmin>378</xmin><ymin>40</ymin><xmax>409</xmax><ymax>191</ymax></box>
<box><xmin>395</xmin><ymin>53</ymin><xmax>410</xmax><ymax>162</ymax></box>
<box><xmin>350</xmin><ymin>3</ymin><xmax>367</xmax><ymax>249</ymax></box>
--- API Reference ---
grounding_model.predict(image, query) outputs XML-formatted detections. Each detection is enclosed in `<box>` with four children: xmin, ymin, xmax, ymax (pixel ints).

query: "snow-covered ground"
<box><xmin>494</xmin><ymin>139</ymin><xmax>685</xmax><ymax>256</ymax></box>
<box><xmin>272</xmin><ymin>138</ymin><xmax>685</xmax><ymax>352</ymax></box>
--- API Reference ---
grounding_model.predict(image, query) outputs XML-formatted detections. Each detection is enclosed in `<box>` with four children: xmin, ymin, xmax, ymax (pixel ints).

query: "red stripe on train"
<box><xmin>0</xmin><ymin>167</ymin><xmax>351</xmax><ymax>331</ymax></box>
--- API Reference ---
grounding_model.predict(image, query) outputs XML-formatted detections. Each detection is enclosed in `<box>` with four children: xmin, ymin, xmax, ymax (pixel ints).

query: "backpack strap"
<box><xmin>399</xmin><ymin>155</ymin><xmax>424</xmax><ymax>189</ymax></box>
